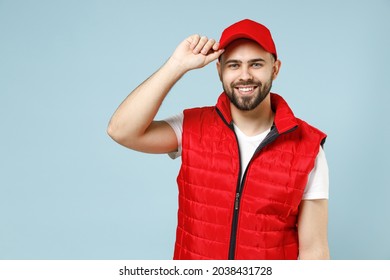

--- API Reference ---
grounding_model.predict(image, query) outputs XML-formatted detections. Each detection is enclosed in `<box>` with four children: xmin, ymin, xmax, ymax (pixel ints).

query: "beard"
<box><xmin>223</xmin><ymin>77</ymin><xmax>273</xmax><ymax>111</ymax></box>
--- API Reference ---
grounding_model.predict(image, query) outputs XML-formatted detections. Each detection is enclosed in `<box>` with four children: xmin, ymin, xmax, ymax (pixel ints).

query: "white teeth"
<box><xmin>238</xmin><ymin>87</ymin><xmax>254</xmax><ymax>92</ymax></box>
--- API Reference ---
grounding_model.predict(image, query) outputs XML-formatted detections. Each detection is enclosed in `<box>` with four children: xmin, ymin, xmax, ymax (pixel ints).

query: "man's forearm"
<box><xmin>299</xmin><ymin>245</ymin><xmax>330</xmax><ymax>260</ymax></box>
<box><xmin>107</xmin><ymin>57</ymin><xmax>186</xmax><ymax>145</ymax></box>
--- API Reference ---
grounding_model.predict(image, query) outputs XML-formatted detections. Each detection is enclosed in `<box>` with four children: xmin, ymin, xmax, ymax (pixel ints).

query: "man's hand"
<box><xmin>169</xmin><ymin>34</ymin><xmax>224</xmax><ymax>72</ymax></box>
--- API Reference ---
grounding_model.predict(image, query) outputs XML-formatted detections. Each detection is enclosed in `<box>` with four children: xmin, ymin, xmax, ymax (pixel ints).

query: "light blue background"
<box><xmin>1</xmin><ymin>0</ymin><xmax>389</xmax><ymax>259</ymax></box>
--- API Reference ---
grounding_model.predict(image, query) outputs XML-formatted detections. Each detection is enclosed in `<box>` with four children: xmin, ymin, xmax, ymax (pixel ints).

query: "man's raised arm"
<box><xmin>107</xmin><ymin>35</ymin><xmax>223</xmax><ymax>154</ymax></box>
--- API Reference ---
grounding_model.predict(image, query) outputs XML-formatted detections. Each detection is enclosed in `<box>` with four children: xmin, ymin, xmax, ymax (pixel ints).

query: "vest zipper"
<box><xmin>228</xmin><ymin>128</ymin><xmax>243</xmax><ymax>260</ymax></box>
<box><xmin>234</xmin><ymin>193</ymin><xmax>240</xmax><ymax>210</ymax></box>
<box><xmin>216</xmin><ymin>108</ymin><xmax>298</xmax><ymax>259</ymax></box>
<box><xmin>227</xmin><ymin>124</ymin><xmax>298</xmax><ymax>259</ymax></box>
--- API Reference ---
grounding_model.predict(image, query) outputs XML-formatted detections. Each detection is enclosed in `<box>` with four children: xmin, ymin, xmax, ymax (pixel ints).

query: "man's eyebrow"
<box><xmin>224</xmin><ymin>58</ymin><xmax>266</xmax><ymax>64</ymax></box>
<box><xmin>248</xmin><ymin>58</ymin><xmax>266</xmax><ymax>63</ymax></box>
<box><xmin>224</xmin><ymin>59</ymin><xmax>241</xmax><ymax>64</ymax></box>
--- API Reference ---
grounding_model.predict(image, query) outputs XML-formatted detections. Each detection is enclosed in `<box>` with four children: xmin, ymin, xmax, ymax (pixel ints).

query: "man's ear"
<box><xmin>216</xmin><ymin>60</ymin><xmax>222</xmax><ymax>82</ymax></box>
<box><xmin>272</xmin><ymin>59</ymin><xmax>282</xmax><ymax>80</ymax></box>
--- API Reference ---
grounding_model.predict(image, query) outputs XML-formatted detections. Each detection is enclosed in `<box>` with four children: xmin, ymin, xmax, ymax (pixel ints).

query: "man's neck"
<box><xmin>230</xmin><ymin>95</ymin><xmax>274</xmax><ymax>137</ymax></box>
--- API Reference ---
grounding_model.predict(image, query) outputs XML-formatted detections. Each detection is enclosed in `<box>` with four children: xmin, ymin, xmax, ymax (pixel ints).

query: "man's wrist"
<box><xmin>166</xmin><ymin>56</ymin><xmax>190</xmax><ymax>77</ymax></box>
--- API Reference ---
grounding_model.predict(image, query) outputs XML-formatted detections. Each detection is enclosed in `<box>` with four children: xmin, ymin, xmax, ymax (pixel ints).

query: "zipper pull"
<box><xmin>234</xmin><ymin>193</ymin><xmax>240</xmax><ymax>210</ymax></box>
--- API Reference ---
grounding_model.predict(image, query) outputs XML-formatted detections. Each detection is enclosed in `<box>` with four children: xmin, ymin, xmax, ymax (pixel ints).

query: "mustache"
<box><xmin>231</xmin><ymin>80</ymin><xmax>262</xmax><ymax>87</ymax></box>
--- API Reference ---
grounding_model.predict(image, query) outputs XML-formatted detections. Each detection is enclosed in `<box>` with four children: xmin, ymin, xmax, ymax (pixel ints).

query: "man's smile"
<box><xmin>235</xmin><ymin>85</ymin><xmax>258</xmax><ymax>95</ymax></box>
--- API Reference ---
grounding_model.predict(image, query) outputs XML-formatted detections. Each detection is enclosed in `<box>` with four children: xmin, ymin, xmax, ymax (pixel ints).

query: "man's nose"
<box><xmin>239</xmin><ymin>66</ymin><xmax>253</xmax><ymax>80</ymax></box>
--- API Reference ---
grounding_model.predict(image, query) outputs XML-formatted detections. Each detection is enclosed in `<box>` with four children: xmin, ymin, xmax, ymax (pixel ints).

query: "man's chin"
<box><xmin>231</xmin><ymin>92</ymin><xmax>270</xmax><ymax>111</ymax></box>
<box><xmin>232</xmin><ymin>98</ymin><xmax>258</xmax><ymax>111</ymax></box>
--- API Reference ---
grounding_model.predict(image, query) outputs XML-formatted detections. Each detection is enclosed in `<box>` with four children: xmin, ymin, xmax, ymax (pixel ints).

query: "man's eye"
<box><xmin>252</xmin><ymin>63</ymin><xmax>263</xmax><ymax>68</ymax></box>
<box><xmin>228</xmin><ymin>64</ymin><xmax>239</xmax><ymax>69</ymax></box>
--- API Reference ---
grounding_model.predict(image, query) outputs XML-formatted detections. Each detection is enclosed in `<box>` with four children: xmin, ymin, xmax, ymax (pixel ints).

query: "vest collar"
<box><xmin>216</xmin><ymin>92</ymin><xmax>298</xmax><ymax>134</ymax></box>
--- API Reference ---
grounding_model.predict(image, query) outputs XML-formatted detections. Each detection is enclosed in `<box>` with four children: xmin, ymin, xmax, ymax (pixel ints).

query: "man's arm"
<box><xmin>297</xmin><ymin>199</ymin><xmax>330</xmax><ymax>259</ymax></box>
<box><xmin>107</xmin><ymin>35</ymin><xmax>224</xmax><ymax>153</ymax></box>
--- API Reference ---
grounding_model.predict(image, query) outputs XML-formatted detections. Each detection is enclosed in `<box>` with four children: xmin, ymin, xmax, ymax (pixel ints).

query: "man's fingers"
<box><xmin>192</xmin><ymin>36</ymin><xmax>208</xmax><ymax>54</ymax></box>
<box><xmin>212</xmin><ymin>41</ymin><xmax>220</xmax><ymax>51</ymax></box>
<box><xmin>182</xmin><ymin>34</ymin><xmax>223</xmax><ymax>69</ymax></box>
<box><xmin>204</xmin><ymin>49</ymin><xmax>225</xmax><ymax>64</ymax></box>
<box><xmin>201</xmin><ymin>38</ymin><xmax>216</xmax><ymax>54</ymax></box>
<box><xmin>188</xmin><ymin>34</ymin><xmax>200</xmax><ymax>50</ymax></box>
<box><xmin>188</xmin><ymin>34</ymin><xmax>220</xmax><ymax>55</ymax></box>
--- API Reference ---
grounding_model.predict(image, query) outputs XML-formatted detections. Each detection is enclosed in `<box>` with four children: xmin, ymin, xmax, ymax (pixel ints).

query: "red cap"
<box><xmin>219</xmin><ymin>19</ymin><xmax>277</xmax><ymax>59</ymax></box>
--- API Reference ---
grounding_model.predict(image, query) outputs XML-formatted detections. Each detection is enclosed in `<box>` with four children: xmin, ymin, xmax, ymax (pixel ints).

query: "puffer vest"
<box><xmin>173</xmin><ymin>92</ymin><xmax>326</xmax><ymax>260</ymax></box>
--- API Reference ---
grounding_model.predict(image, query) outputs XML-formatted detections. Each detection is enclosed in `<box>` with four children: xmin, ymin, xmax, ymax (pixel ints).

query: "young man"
<box><xmin>108</xmin><ymin>19</ymin><xmax>330</xmax><ymax>260</ymax></box>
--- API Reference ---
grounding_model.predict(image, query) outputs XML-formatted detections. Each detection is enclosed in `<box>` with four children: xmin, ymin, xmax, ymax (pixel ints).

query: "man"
<box><xmin>107</xmin><ymin>19</ymin><xmax>330</xmax><ymax>260</ymax></box>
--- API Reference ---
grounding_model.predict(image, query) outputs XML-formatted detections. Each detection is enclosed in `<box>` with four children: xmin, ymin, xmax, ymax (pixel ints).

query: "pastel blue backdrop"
<box><xmin>1</xmin><ymin>0</ymin><xmax>389</xmax><ymax>259</ymax></box>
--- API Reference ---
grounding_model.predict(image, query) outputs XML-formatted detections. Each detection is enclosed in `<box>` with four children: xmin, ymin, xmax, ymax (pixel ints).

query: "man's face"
<box><xmin>217</xmin><ymin>39</ymin><xmax>280</xmax><ymax>111</ymax></box>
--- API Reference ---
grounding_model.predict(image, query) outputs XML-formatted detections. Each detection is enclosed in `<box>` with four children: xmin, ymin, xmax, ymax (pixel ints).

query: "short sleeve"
<box><xmin>164</xmin><ymin>113</ymin><xmax>183</xmax><ymax>159</ymax></box>
<box><xmin>302</xmin><ymin>146</ymin><xmax>329</xmax><ymax>200</ymax></box>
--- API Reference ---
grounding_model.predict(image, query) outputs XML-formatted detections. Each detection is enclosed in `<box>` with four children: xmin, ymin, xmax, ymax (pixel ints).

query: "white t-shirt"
<box><xmin>165</xmin><ymin>113</ymin><xmax>329</xmax><ymax>200</ymax></box>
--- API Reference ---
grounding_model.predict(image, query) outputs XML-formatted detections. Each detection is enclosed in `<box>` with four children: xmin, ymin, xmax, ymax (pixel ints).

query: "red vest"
<box><xmin>173</xmin><ymin>93</ymin><xmax>326</xmax><ymax>260</ymax></box>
